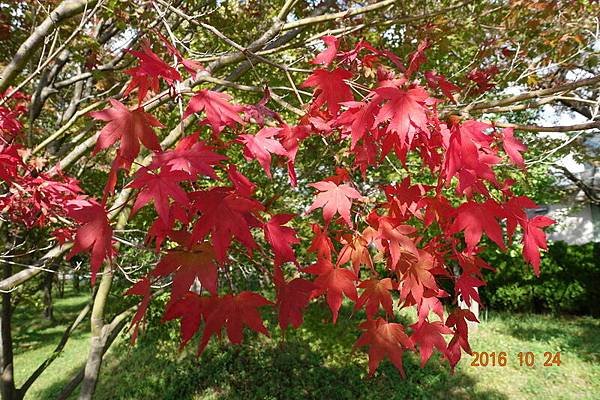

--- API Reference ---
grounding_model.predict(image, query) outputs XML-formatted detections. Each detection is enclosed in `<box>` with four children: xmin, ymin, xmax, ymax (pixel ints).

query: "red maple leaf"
<box><xmin>0</xmin><ymin>95</ymin><xmax>26</xmax><ymax>140</ymax></box>
<box><xmin>455</xmin><ymin>274</ymin><xmax>485</xmax><ymax>307</ymax></box>
<box><xmin>307</xmin><ymin>180</ymin><xmax>363</xmax><ymax>227</ymax></box>
<box><xmin>65</xmin><ymin>198</ymin><xmax>113</xmax><ymax>284</ymax></box>
<box><xmin>124</xmin><ymin>278</ymin><xmax>152</xmax><ymax>342</ymax></box>
<box><xmin>311</xmin><ymin>35</ymin><xmax>339</xmax><ymax>66</ymax></box>
<box><xmin>417</xmin><ymin>293</ymin><xmax>446</xmax><ymax>325</ymax></box>
<box><xmin>198</xmin><ymin>291</ymin><xmax>272</xmax><ymax>354</ymax></box>
<box><xmin>405</xmin><ymin>39</ymin><xmax>429</xmax><ymax>78</ymax></box>
<box><xmin>522</xmin><ymin>215</ymin><xmax>554</xmax><ymax>275</ymax></box>
<box><xmin>398</xmin><ymin>250</ymin><xmax>439</xmax><ymax>305</ymax></box>
<box><xmin>456</xmin><ymin>252</ymin><xmax>495</xmax><ymax>276</ymax></box>
<box><xmin>0</xmin><ymin>144</ymin><xmax>22</xmax><ymax>182</ymax></box>
<box><xmin>442</xmin><ymin>120</ymin><xmax>501</xmax><ymax>195</ymax></box>
<box><xmin>163</xmin><ymin>292</ymin><xmax>214</xmax><ymax>348</ymax></box>
<box><xmin>375</xmin><ymin>217</ymin><xmax>418</xmax><ymax>268</ymax></box>
<box><xmin>227</xmin><ymin>164</ymin><xmax>257</xmax><ymax>197</ymax></box>
<box><xmin>239</xmin><ymin>127</ymin><xmax>288</xmax><ymax>178</ymax></box>
<box><xmin>152</xmin><ymin>242</ymin><xmax>219</xmax><ymax>298</ymax></box>
<box><xmin>304</xmin><ymin>258</ymin><xmax>357</xmax><ymax>323</ymax></box>
<box><xmin>501</xmin><ymin>127</ymin><xmax>527</xmax><ymax>168</ymax></box>
<box><xmin>90</xmin><ymin>99</ymin><xmax>163</xmax><ymax>167</ymax></box>
<box><xmin>144</xmin><ymin>204</ymin><xmax>190</xmax><ymax>252</ymax></box>
<box><xmin>354</xmin><ymin>278</ymin><xmax>395</xmax><ymax>319</ymax></box>
<box><xmin>374</xmin><ymin>85</ymin><xmax>429</xmax><ymax>145</ymax></box>
<box><xmin>276</xmin><ymin>277</ymin><xmax>317</xmax><ymax>330</ymax></box>
<box><xmin>335</xmin><ymin>100</ymin><xmax>379</xmax><ymax>149</ymax></box>
<box><xmin>183</xmin><ymin>89</ymin><xmax>244</xmax><ymax>133</ymax></box>
<box><xmin>445</xmin><ymin>308</ymin><xmax>479</xmax><ymax>369</ymax></box>
<box><xmin>410</xmin><ymin>320</ymin><xmax>452</xmax><ymax>367</ymax></box>
<box><xmin>152</xmin><ymin>133</ymin><xmax>226</xmax><ymax>179</ymax></box>
<box><xmin>467</xmin><ymin>66</ymin><xmax>499</xmax><ymax>94</ymax></box>
<box><xmin>242</xmin><ymin>89</ymin><xmax>282</xmax><ymax>126</ymax></box>
<box><xmin>190</xmin><ymin>187</ymin><xmax>264</xmax><ymax>261</ymax></box>
<box><xmin>301</xmin><ymin>68</ymin><xmax>354</xmax><ymax>115</ymax></box>
<box><xmin>157</xmin><ymin>32</ymin><xmax>204</xmax><ymax>76</ymax></box>
<box><xmin>123</xmin><ymin>41</ymin><xmax>181</xmax><ymax>103</ymax></box>
<box><xmin>0</xmin><ymin>171</ymin><xmax>82</xmax><ymax>228</ymax></box>
<box><xmin>263</xmin><ymin>214</ymin><xmax>299</xmax><ymax>266</ymax></box>
<box><xmin>446</xmin><ymin>308</ymin><xmax>478</xmax><ymax>345</ymax></box>
<box><xmin>308</xmin><ymin>223</ymin><xmax>335</xmax><ymax>261</ymax></box>
<box><xmin>128</xmin><ymin>167</ymin><xmax>189</xmax><ymax>225</ymax></box>
<box><xmin>451</xmin><ymin>200</ymin><xmax>506</xmax><ymax>250</ymax></box>
<box><xmin>336</xmin><ymin>230</ymin><xmax>374</xmax><ymax>274</ymax></box>
<box><xmin>384</xmin><ymin>177</ymin><xmax>430</xmax><ymax>219</ymax></box>
<box><xmin>354</xmin><ymin>318</ymin><xmax>413</xmax><ymax>376</ymax></box>
<box><xmin>351</xmin><ymin>132</ymin><xmax>379</xmax><ymax>175</ymax></box>
<box><xmin>424</xmin><ymin>71</ymin><xmax>460</xmax><ymax>102</ymax></box>
<box><xmin>503</xmin><ymin>195</ymin><xmax>538</xmax><ymax>240</ymax></box>
<box><xmin>276</xmin><ymin>124</ymin><xmax>311</xmax><ymax>186</ymax></box>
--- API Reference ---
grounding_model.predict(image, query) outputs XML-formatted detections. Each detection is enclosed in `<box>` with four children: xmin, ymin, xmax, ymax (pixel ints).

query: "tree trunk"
<box><xmin>77</xmin><ymin>208</ymin><xmax>131</xmax><ymax>400</ymax></box>
<box><xmin>73</xmin><ymin>270</ymin><xmax>80</xmax><ymax>292</ymax></box>
<box><xmin>60</xmin><ymin>305</ymin><xmax>133</xmax><ymax>400</ymax></box>
<box><xmin>77</xmin><ymin>265</ymin><xmax>112</xmax><ymax>400</ymax></box>
<box><xmin>0</xmin><ymin>264</ymin><xmax>17</xmax><ymax>400</ymax></box>
<box><xmin>58</xmin><ymin>272</ymin><xmax>65</xmax><ymax>298</ymax></box>
<box><xmin>42</xmin><ymin>272</ymin><xmax>54</xmax><ymax>321</ymax></box>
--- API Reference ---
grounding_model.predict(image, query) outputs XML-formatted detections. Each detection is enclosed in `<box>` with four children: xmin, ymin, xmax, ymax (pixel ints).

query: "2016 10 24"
<box><xmin>470</xmin><ymin>351</ymin><xmax>561</xmax><ymax>367</ymax></box>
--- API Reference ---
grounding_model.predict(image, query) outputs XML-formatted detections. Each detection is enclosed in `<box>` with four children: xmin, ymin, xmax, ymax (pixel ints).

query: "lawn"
<box><xmin>12</xmin><ymin>295</ymin><xmax>600</xmax><ymax>400</ymax></box>
<box><xmin>11</xmin><ymin>287</ymin><xmax>91</xmax><ymax>399</ymax></box>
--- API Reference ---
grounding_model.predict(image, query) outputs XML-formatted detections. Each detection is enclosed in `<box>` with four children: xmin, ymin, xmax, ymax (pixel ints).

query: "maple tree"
<box><xmin>0</xmin><ymin>33</ymin><xmax>558</xmax><ymax>379</ymax></box>
<box><xmin>0</xmin><ymin>1</ymin><xmax>598</xmax><ymax>399</ymax></box>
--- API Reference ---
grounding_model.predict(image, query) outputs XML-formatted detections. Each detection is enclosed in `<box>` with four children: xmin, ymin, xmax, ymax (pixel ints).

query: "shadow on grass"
<box><xmin>37</xmin><ymin>304</ymin><xmax>508</xmax><ymax>400</ymax></box>
<box><xmin>500</xmin><ymin>313</ymin><xmax>600</xmax><ymax>364</ymax></box>
<box><xmin>11</xmin><ymin>289</ymin><xmax>90</xmax><ymax>356</ymax></box>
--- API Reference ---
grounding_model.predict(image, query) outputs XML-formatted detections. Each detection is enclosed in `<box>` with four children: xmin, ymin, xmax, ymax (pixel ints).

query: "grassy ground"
<box><xmin>11</xmin><ymin>287</ymin><xmax>91</xmax><ymax>399</ymax></box>
<box><xmin>12</xmin><ymin>295</ymin><xmax>600</xmax><ymax>400</ymax></box>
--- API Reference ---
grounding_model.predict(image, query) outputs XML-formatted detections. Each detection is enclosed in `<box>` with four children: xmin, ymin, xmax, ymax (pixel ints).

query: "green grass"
<box><xmin>12</xmin><ymin>295</ymin><xmax>600</xmax><ymax>400</ymax></box>
<box><xmin>11</xmin><ymin>287</ymin><xmax>92</xmax><ymax>399</ymax></box>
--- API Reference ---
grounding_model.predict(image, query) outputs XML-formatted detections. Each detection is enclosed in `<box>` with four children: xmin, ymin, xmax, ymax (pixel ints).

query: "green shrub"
<box><xmin>481</xmin><ymin>242</ymin><xmax>600</xmax><ymax>315</ymax></box>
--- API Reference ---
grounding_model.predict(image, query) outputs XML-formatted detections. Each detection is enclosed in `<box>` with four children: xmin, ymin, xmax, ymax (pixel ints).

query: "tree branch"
<box><xmin>492</xmin><ymin>120</ymin><xmax>600</xmax><ymax>132</ymax></box>
<box><xmin>464</xmin><ymin>74</ymin><xmax>600</xmax><ymax>112</ymax></box>
<box><xmin>281</xmin><ymin>0</ymin><xmax>397</xmax><ymax>30</ymax></box>
<box><xmin>554</xmin><ymin>164</ymin><xmax>600</xmax><ymax>204</ymax></box>
<box><xmin>0</xmin><ymin>245</ymin><xmax>70</xmax><ymax>293</ymax></box>
<box><xmin>0</xmin><ymin>0</ymin><xmax>99</xmax><ymax>94</ymax></box>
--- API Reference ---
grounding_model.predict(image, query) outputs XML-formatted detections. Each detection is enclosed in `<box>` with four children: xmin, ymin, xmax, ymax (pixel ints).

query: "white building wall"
<box><xmin>546</xmin><ymin>204</ymin><xmax>599</xmax><ymax>245</ymax></box>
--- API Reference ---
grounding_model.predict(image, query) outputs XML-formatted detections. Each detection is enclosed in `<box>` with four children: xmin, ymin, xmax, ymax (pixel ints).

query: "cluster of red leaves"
<box><xmin>467</xmin><ymin>66</ymin><xmax>500</xmax><ymax>94</ymax></box>
<box><xmin>1</xmin><ymin>35</ymin><xmax>555</xmax><ymax>377</ymax></box>
<box><xmin>0</xmin><ymin>89</ymin><xmax>28</xmax><ymax>142</ymax></box>
<box><xmin>0</xmin><ymin>144</ymin><xmax>114</xmax><ymax>283</ymax></box>
<box><xmin>0</xmin><ymin>94</ymin><xmax>114</xmax><ymax>283</ymax></box>
<box><xmin>104</xmin><ymin>37</ymin><xmax>554</xmax><ymax>376</ymax></box>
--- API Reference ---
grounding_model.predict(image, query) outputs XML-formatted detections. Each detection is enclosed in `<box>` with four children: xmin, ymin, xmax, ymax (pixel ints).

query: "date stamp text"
<box><xmin>470</xmin><ymin>351</ymin><xmax>561</xmax><ymax>367</ymax></box>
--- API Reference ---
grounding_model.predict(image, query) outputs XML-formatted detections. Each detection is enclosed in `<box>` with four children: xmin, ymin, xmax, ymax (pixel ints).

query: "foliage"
<box><xmin>0</xmin><ymin>30</ymin><xmax>559</xmax><ymax>378</ymax></box>
<box><xmin>482</xmin><ymin>242</ymin><xmax>600</xmax><ymax>316</ymax></box>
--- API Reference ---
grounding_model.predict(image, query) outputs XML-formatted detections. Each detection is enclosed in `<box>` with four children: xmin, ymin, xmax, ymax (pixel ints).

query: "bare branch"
<box><xmin>554</xmin><ymin>164</ymin><xmax>600</xmax><ymax>204</ymax></box>
<box><xmin>464</xmin><ymin>74</ymin><xmax>600</xmax><ymax>112</ymax></box>
<box><xmin>492</xmin><ymin>120</ymin><xmax>600</xmax><ymax>132</ymax></box>
<box><xmin>0</xmin><ymin>0</ymin><xmax>100</xmax><ymax>95</ymax></box>
<box><xmin>0</xmin><ymin>245</ymin><xmax>70</xmax><ymax>293</ymax></box>
<box><xmin>281</xmin><ymin>0</ymin><xmax>397</xmax><ymax>30</ymax></box>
